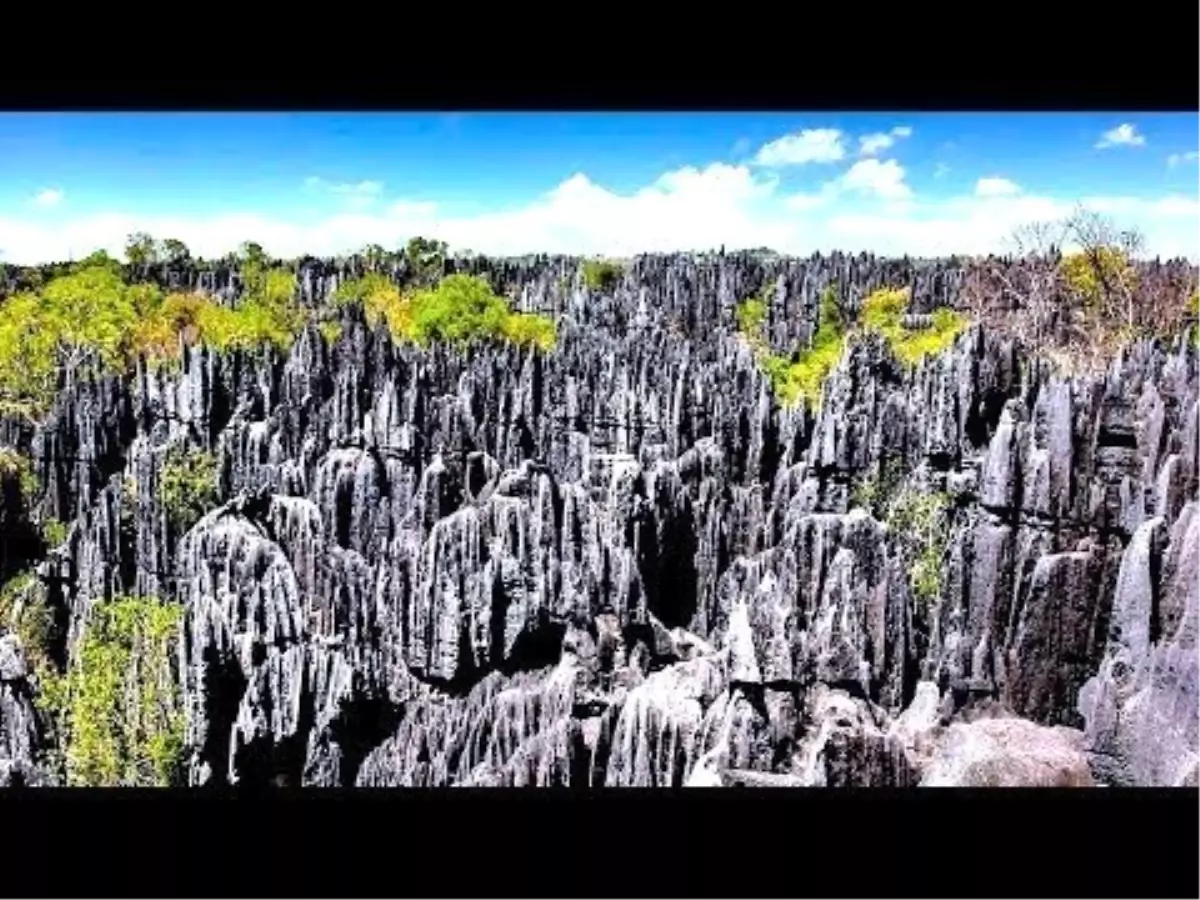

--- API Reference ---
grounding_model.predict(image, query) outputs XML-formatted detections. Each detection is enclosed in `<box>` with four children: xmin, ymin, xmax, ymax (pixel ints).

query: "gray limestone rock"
<box><xmin>919</xmin><ymin>717</ymin><xmax>1095</xmax><ymax>787</ymax></box>
<box><xmin>0</xmin><ymin>252</ymin><xmax>1195</xmax><ymax>787</ymax></box>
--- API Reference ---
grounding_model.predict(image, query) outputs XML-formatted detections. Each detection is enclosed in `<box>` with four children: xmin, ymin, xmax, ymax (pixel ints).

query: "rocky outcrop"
<box><xmin>1078</xmin><ymin>501</ymin><xmax>1199</xmax><ymax>787</ymax></box>
<box><xmin>0</xmin><ymin>635</ymin><xmax>48</xmax><ymax>786</ymax></box>
<box><xmin>0</xmin><ymin>252</ymin><xmax>1195</xmax><ymax>787</ymax></box>
<box><xmin>918</xmin><ymin>716</ymin><xmax>1095</xmax><ymax>787</ymax></box>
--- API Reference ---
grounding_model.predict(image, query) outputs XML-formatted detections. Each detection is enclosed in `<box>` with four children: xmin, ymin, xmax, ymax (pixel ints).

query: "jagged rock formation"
<box><xmin>0</xmin><ymin>635</ymin><xmax>46</xmax><ymax>786</ymax></box>
<box><xmin>0</xmin><ymin>252</ymin><xmax>1195</xmax><ymax>787</ymax></box>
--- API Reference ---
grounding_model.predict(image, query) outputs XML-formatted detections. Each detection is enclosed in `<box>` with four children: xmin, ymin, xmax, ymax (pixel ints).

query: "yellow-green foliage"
<box><xmin>0</xmin><ymin>292</ymin><xmax>58</xmax><ymax>420</ymax></box>
<box><xmin>736</xmin><ymin>297</ymin><xmax>768</xmax><ymax>338</ymax></box>
<box><xmin>40</xmin><ymin>266</ymin><xmax>137</xmax><ymax>369</ymax></box>
<box><xmin>582</xmin><ymin>259</ymin><xmax>623</xmax><ymax>292</ymax></box>
<box><xmin>0</xmin><ymin>571</ymin><xmax>63</xmax><ymax>739</ymax></box>
<box><xmin>130</xmin><ymin>273</ymin><xmax>303</xmax><ymax>363</ymax></box>
<box><xmin>885</xmin><ymin>488</ymin><xmax>952</xmax><ymax>607</ymax></box>
<box><xmin>0</xmin><ymin>261</ymin><xmax>306</xmax><ymax>420</ymax></box>
<box><xmin>0</xmin><ymin>265</ymin><xmax>139</xmax><ymax>419</ymax></box>
<box><xmin>55</xmin><ymin>595</ymin><xmax>185</xmax><ymax>787</ymax></box>
<box><xmin>1059</xmin><ymin>247</ymin><xmax>1137</xmax><ymax>310</ymax></box>
<box><xmin>860</xmin><ymin>286</ymin><xmax>909</xmax><ymax>332</ymax></box>
<box><xmin>255</xmin><ymin>268</ymin><xmax>304</xmax><ymax>328</ymax></box>
<box><xmin>42</xmin><ymin>518</ymin><xmax>68</xmax><ymax>547</ymax></box>
<box><xmin>0</xmin><ymin>572</ymin><xmax>55</xmax><ymax>672</ymax></box>
<box><xmin>0</xmin><ymin>447</ymin><xmax>38</xmax><ymax>501</ymax></box>
<box><xmin>737</xmin><ymin>284</ymin><xmax>968</xmax><ymax>409</ymax></box>
<box><xmin>160</xmin><ymin>447</ymin><xmax>219</xmax><ymax>534</ymax></box>
<box><xmin>318</xmin><ymin>321</ymin><xmax>343</xmax><ymax>345</ymax></box>
<box><xmin>194</xmin><ymin>298</ymin><xmax>301</xmax><ymax>354</ymax></box>
<box><xmin>860</xmin><ymin>287</ymin><xmax>969</xmax><ymax>367</ymax></box>
<box><xmin>747</xmin><ymin>287</ymin><xmax>847</xmax><ymax>409</ymax></box>
<box><xmin>335</xmin><ymin>273</ymin><xmax>557</xmax><ymax>352</ymax></box>
<box><xmin>333</xmin><ymin>272</ymin><xmax>410</xmax><ymax>336</ymax></box>
<box><xmin>125</xmin><ymin>233</ymin><xmax>157</xmax><ymax>269</ymax></box>
<box><xmin>500</xmin><ymin>312</ymin><xmax>558</xmax><ymax>352</ymax></box>
<box><xmin>409</xmin><ymin>274</ymin><xmax>511</xmax><ymax>346</ymax></box>
<box><xmin>74</xmin><ymin>250</ymin><xmax>123</xmax><ymax>276</ymax></box>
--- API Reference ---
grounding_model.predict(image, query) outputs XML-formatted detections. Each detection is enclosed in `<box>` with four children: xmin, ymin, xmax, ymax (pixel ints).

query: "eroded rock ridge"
<box><xmin>1</xmin><ymin>252</ymin><xmax>1195</xmax><ymax>788</ymax></box>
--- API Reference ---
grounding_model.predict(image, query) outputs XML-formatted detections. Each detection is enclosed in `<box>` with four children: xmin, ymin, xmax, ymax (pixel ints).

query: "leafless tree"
<box><xmin>961</xmin><ymin>219</ymin><xmax>1066</xmax><ymax>344</ymax></box>
<box><xmin>1062</xmin><ymin>205</ymin><xmax>1145</xmax><ymax>330</ymax></box>
<box><xmin>960</xmin><ymin>206</ymin><xmax>1194</xmax><ymax>372</ymax></box>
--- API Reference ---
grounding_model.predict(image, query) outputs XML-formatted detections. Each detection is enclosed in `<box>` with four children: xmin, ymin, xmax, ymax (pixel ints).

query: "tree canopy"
<box><xmin>334</xmin><ymin>271</ymin><xmax>556</xmax><ymax>351</ymax></box>
<box><xmin>0</xmin><ymin>242</ymin><xmax>558</xmax><ymax>423</ymax></box>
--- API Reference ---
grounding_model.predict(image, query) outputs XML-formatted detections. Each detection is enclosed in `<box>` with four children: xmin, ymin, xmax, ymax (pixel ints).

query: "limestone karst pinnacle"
<box><xmin>0</xmin><ymin>251</ymin><xmax>1195</xmax><ymax>789</ymax></box>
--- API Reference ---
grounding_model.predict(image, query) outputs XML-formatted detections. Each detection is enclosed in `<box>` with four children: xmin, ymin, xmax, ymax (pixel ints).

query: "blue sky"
<box><xmin>1</xmin><ymin>112</ymin><xmax>1196</xmax><ymax>263</ymax></box>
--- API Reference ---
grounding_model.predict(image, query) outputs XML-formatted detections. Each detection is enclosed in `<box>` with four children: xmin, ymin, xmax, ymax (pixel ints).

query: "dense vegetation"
<box><xmin>1</xmin><ymin>569</ymin><xmax>188</xmax><ymax>788</ymax></box>
<box><xmin>333</xmin><ymin>271</ymin><xmax>556</xmax><ymax>351</ymax></box>
<box><xmin>581</xmin><ymin>258</ymin><xmax>623</xmax><ymax>292</ymax></box>
<box><xmin>737</xmin><ymin>284</ymin><xmax>968</xmax><ymax>409</ymax></box>
<box><xmin>851</xmin><ymin>460</ymin><xmax>953</xmax><ymax>609</ymax></box>
<box><xmin>159</xmin><ymin>448</ymin><xmax>221</xmax><ymax>534</ymax></box>
<box><xmin>44</xmin><ymin>595</ymin><xmax>186</xmax><ymax>787</ymax></box>
<box><xmin>0</xmin><ymin>236</ymin><xmax>558</xmax><ymax>423</ymax></box>
<box><xmin>0</xmin><ymin>245</ymin><xmax>304</xmax><ymax>420</ymax></box>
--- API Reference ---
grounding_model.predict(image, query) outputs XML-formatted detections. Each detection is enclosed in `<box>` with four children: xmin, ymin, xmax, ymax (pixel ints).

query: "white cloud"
<box><xmin>975</xmin><ymin>177</ymin><xmax>1021</xmax><ymax>197</ymax></box>
<box><xmin>858</xmin><ymin>134</ymin><xmax>894</xmax><ymax>157</ymax></box>
<box><xmin>753</xmin><ymin>128</ymin><xmax>845</xmax><ymax>166</ymax></box>
<box><xmin>858</xmin><ymin>125</ymin><xmax>914</xmax><ymax>157</ymax></box>
<box><xmin>32</xmin><ymin>188</ymin><xmax>64</xmax><ymax>207</ymax></box>
<box><xmin>837</xmin><ymin>158</ymin><xmax>912</xmax><ymax>200</ymax></box>
<box><xmin>0</xmin><ymin>162</ymin><xmax>1196</xmax><ymax>266</ymax></box>
<box><xmin>1096</xmin><ymin>123</ymin><xmax>1146</xmax><ymax>149</ymax></box>
<box><xmin>304</xmin><ymin>177</ymin><xmax>384</xmax><ymax>209</ymax></box>
<box><xmin>1167</xmin><ymin>150</ymin><xmax>1199</xmax><ymax>167</ymax></box>
<box><xmin>784</xmin><ymin>190</ymin><xmax>834</xmax><ymax>212</ymax></box>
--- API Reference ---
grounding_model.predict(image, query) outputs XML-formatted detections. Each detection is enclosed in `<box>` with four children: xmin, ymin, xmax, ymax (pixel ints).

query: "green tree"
<box><xmin>55</xmin><ymin>595</ymin><xmax>186</xmax><ymax>787</ymax></box>
<box><xmin>125</xmin><ymin>233</ymin><xmax>160</xmax><ymax>271</ymax></box>
<box><xmin>161</xmin><ymin>238</ymin><xmax>191</xmax><ymax>266</ymax></box>
<box><xmin>582</xmin><ymin>259</ymin><xmax>623</xmax><ymax>292</ymax></box>
<box><xmin>333</xmin><ymin>271</ymin><xmax>556</xmax><ymax>352</ymax></box>
<box><xmin>238</xmin><ymin>241</ymin><xmax>268</xmax><ymax>268</ymax></box>
<box><xmin>75</xmin><ymin>249</ymin><xmax>122</xmax><ymax>275</ymax></box>
<box><xmin>361</xmin><ymin>244</ymin><xmax>387</xmax><ymax>272</ymax></box>
<box><xmin>40</xmin><ymin>264</ymin><xmax>137</xmax><ymax>380</ymax></box>
<box><xmin>404</xmin><ymin>236</ymin><xmax>447</xmax><ymax>287</ymax></box>
<box><xmin>235</xmin><ymin>242</ymin><xmax>272</xmax><ymax>303</ymax></box>
<box><xmin>0</xmin><ymin>262</ymin><xmax>176</xmax><ymax>420</ymax></box>
<box><xmin>0</xmin><ymin>291</ymin><xmax>59</xmax><ymax>421</ymax></box>
<box><xmin>409</xmin><ymin>273</ymin><xmax>511</xmax><ymax>346</ymax></box>
<box><xmin>159</xmin><ymin>447</ymin><xmax>220</xmax><ymax>534</ymax></box>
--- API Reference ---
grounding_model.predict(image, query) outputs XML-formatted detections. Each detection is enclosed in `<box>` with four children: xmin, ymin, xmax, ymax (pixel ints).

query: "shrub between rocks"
<box><xmin>737</xmin><ymin>285</ymin><xmax>968</xmax><ymax>409</ymax></box>
<box><xmin>159</xmin><ymin>447</ymin><xmax>220</xmax><ymax>534</ymax></box>
<box><xmin>43</xmin><ymin>595</ymin><xmax>186</xmax><ymax>787</ymax></box>
<box><xmin>334</xmin><ymin>272</ymin><xmax>556</xmax><ymax>352</ymax></box>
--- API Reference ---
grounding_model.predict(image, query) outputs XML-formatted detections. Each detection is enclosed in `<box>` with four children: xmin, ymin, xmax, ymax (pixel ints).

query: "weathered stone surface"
<box><xmin>0</xmin><ymin>635</ymin><xmax>46</xmax><ymax>786</ymax></box>
<box><xmin>0</xmin><ymin>252</ymin><xmax>1195</xmax><ymax>787</ymax></box>
<box><xmin>919</xmin><ymin>717</ymin><xmax>1095</xmax><ymax>787</ymax></box>
<box><xmin>1078</xmin><ymin>502</ymin><xmax>1199</xmax><ymax>786</ymax></box>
